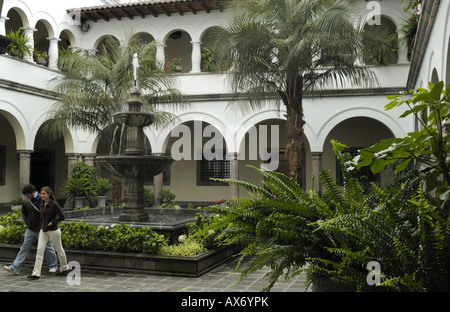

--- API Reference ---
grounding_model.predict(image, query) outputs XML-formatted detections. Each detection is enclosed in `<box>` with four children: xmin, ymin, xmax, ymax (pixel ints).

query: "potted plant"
<box><xmin>35</xmin><ymin>50</ymin><xmax>50</xmax><ymax>65</ymax></box>
<box><xmin>10</xmin><ymin>198</ymin><xmax>23</xmax><ymax>211</ymax></box>
<box><xmin>201</xmin><ymin>48</ymin><xmax>219</xmax><ymax>72</ymax></box>
<box><xmin>96</xmin><ymin>177</ymin><xmax>112</xmax><ymax>208</ymax></box>
<box><xmin>62</xmin><ymin>177</ymin><xmax>91</xmax><ymax>209</ymax></box>
<box><xmin>62</xmin><ymin>162</ymin><xmax>99</xmax><ymax>209</ymax></box>
<box><xmin>166</xmin><ymin>57</ymin><xmax>182</xmax><ymax>72</ymax></box>
<box><xmin>6</xmin><ymin>29</ymin><xmax>32</xmax><ymax>59</ymax></box>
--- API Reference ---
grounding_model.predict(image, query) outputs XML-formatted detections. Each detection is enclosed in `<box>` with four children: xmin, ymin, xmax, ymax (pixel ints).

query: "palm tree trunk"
<box><xmin>282</xmin><ymin>75</ymin><xmax>304</xmax><ymax>187</ymax></box>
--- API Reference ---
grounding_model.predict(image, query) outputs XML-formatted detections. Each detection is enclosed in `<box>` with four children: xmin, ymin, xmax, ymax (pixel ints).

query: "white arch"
<box><xmin>315</xmin><ymin>107</ymin><xmax>407</xmax><ymax>152</ymax></box>
<box><xmin>30</xmin><ymin>110</ymin><xmax>75</xmax><ymax>153</ymax></box>
<box><xmin>2</xmin><ymin>1</ymin><xmax>33</xmax><ymax>27</ymax></box>
<box><xmin>234</xmin><ymin>109</ymin><xmax>315</xmax><ymax>153</ymax></box>
<box><xmin>427</xmin><ymin>49</ymin><xmax>442</xmax><ymax>83</ymax></box>
<box><xmin>0</xmin><ymin>100</ymin><xmax>30</xmax><ymax>150</ymax></box>
<box><xmin>154</xmin><ymin>111</ymin><xmax>231</xmax><ymax>153</ymax></box>
<box><xmin>56</xmin><ymin>25</ymin><xmax>78</xmax><ymax>47</ymax></box>
<box><xmin>30</xmin><ymin>11</ymin><xmax>57</xmax><ymax>37</ymax></box>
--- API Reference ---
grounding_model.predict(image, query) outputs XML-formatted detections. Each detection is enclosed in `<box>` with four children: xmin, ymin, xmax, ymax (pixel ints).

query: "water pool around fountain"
<box><xmin>63</xmin><ymin>207</ymin><xmax>206</xmax><ymax>242</ymax></box>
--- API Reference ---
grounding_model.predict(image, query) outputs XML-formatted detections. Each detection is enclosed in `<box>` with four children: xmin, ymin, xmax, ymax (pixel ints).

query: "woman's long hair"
<box><xmin>41</xmin><ymin>186</ymin><xmax>56</xmax><ymax>201</ymax></box>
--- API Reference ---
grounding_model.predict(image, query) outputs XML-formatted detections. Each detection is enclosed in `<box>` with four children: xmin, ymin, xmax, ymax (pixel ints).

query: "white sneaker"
<box><xmin>3</xmin><ymin>265</ymin><xmax>19</xmax><ymax>275</ymax></box>
<box><xmin>49</xmin><ymin>267</ymin><xmax>58</xmax><ymax>273</ymax></box>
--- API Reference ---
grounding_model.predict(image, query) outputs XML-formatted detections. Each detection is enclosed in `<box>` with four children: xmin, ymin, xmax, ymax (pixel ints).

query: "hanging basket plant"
<box><xmin>400</xmin><ymin>9</ymin><xmax>421</xmax><ymax>60</ymax></box>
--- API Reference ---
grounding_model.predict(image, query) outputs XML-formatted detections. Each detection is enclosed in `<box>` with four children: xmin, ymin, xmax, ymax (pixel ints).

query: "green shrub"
<box><xmin>59</xmin><ymin>221</ymin><xmax>166</xmax><ymax>254</ymax></box>
<box><xmin>62</xmin><ymin>162</ymin><xmax>99</xmax><ymax>204</ymax></box>
<box><xmin>96</xmin><ymin>177</ymin><xmax>112</xmax><ymax>196</ymax></box>
<box><xmin>187</xmin><ymin>212</ymin><xmax>225</xmax><ymax>249</ymax></box>
<box><xmin>0</xmin><ymin>211</ymin><xmax>26</xmax><ymax>244</ymax></box>
<box><xmin>157</xmin><ymin>189</ymin><xmax>176</xmax><ymax>205</ymax></box>
<box><xmin>159</xmin><ymin>236</ymin><xmax>206</xmax><ymax>257</ymax></box>
<box><xmin>144</xmin><ymin>189</ymin><xmax>155</xmax><ymax>207</ymax></box>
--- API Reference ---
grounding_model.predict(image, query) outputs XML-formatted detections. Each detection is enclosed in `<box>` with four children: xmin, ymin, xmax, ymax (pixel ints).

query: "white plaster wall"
<box><xmin>0</xmin><ymin>0</ymin><xmax>431</xmax><ymax>203</ymax></box>
<box><xmin>414</xmin><ymin>0</ymin><xmax>450</xmax><ymax>88</ymax></box>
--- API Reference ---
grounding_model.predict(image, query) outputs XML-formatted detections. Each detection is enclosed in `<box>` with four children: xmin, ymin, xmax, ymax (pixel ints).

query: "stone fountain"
<box><xmin>95</xmin><ymin>53</ymin><xmax>174</xmax><ymax>222</ymax></box>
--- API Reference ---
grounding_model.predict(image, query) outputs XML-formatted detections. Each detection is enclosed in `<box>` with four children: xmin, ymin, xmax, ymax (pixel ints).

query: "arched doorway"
<box><xmin>0</xmin><ymin>112</ymin><xmax>20</xmax><ymax>201</ymax></box>
<box><xmin>165</xmin><ymin>30</ymin><xmax>192</xmax><ymax>73</ymax></box>
<box><xmin>322</xmin><ymin>116</ymin><xmax>394</xmax><ymax>187</ymax></box>
<box><xmin>164</xmin><ymin>120</ymin><xmax>229</xmax><ymax>203</ymax></box>
<box><xmin>363</xmin><ymin>15</ymin><xmax>399</xmax><ymax>65</ymax></box>
<box><xmin>32</xmin><ymin>121</ymin><xmax>70</xmax><ymax>200</ymax></box>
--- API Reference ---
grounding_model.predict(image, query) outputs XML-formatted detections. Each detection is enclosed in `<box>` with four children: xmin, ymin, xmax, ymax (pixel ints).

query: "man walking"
<box><xmin>3</xmin><ymin>184</ymin><xmax>58</xmax><ymax>275</ymax></box>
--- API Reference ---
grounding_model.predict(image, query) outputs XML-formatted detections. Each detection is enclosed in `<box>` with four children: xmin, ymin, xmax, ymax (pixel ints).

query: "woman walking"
<box><xmin>27</xmin><ymin>186</ymin><xmax>69</xmax><ymax>279</ymax></box>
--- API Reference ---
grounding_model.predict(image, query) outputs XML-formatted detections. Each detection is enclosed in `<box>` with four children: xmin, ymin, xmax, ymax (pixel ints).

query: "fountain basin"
<box><xmin>113</xmin><ymin>111</ymin><xmax>154</xmax><ymax>128</ymax></box>
<box><xmin>64</xmin><ymin>207</ymin><xmax>201</xmax><ymax>242</ymax></box>
<box><xmin>96</xmin><ymin>154</ymin><xmax>174</xmax><ymax>179</ymax></box>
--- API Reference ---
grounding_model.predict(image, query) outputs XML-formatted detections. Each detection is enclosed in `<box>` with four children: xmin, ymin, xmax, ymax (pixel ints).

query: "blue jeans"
<box><xmin>9</xmin><ymin>228</ymin><xmax>58</xmax><ymax>273</ymax></box>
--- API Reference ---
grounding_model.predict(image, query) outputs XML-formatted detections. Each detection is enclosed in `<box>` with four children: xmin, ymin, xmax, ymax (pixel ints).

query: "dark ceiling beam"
<box><xmin>133</xmin><ymin>7</ymin><xmax>146</xmax><ymax>19</ymax></box>
<box><xmin>109</xmin><ymin>10</ymin><xmax>122</xmax><ymax>20</ymax></box>
<box><xmin>200</xmin><ymin>1</ymin><xmax>210</xmax><ymax>13</ymax></box>
<box><xmin>72</xmin><ymin>0</ymin><xmax>230</xmax><ymax>22</ymax></box>
<box><xmin>121</xmin><ymin>8</ymin><xmax>134</xmax><ymax>19</ymax></box>
<box><xmin>97</xmin><ymin>11</ymin><xmax>110</xmax><ymax>22</ymax></box>
<box><xmin>173</xmin><ymin>4</ymin><xmax>184</xmax><ymax>16</ymax></box>
<box><xmin>84</xmin><ymin>12</ymin><xmax>98</xmax><ymax>22</ymax></box>
<box><xmin>215</xmin><ymin>0</ymin><xmax>224</xmax><ymax>12</ymax></box>
<box><xmin>159</xmin><ymin>5</ymin><xmax>171</xmax><ymax>17</ymax></box>
<box><xmin>145</xmin><ymin>6</ymin><xmax>158</xmax><ymax>18</ymax></box>
<box><xmin>186</xmin><ymin>3</ymin><xmax>197</xmax><ymax>14</ymax></box>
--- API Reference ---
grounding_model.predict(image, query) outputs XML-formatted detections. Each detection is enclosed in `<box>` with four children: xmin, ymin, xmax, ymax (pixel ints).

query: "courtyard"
<box><xmin>0</xmin><ymin>0</ymin><xmax>449</xmax><ymax>297</ymax></box>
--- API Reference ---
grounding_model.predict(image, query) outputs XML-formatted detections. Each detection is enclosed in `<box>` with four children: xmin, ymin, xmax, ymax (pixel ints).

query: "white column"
<box><xmin>228</xmin><ymin>152</ymin><xmax>239</xmax><ymax>199</ymax></box>
<box><xmin>156</xmin><ymin>42</ymin><xmax>166</xmax><ymax>70</ymax></box>
<box><xmin>17</xmin><ymin>150</ymin><xmax>33</xmax><ymax>196</ymax></box>
<box><xmin>47</xmin><ymin>37</ymin><xmax>60</xmax><ymax>70</ymax></box>
<box><xmin>311</xmin><ymin>152</ymin><xmax>323</xmax><ymax>195</ymax></box>
<box><xmin>21</xmin><ymin>27</ymin><xmax>36</xmax><ymax>63</ymax></box>
<box><xmin>397</xmin><ymin>35</ymin><xmax>409</xmax><ymax>64</ymax></box>
<box><xmin>153</xmin><ymin>173</ymin><xmax>163</xmax><ymax>206</ymax></box>
<box><xmin>190</xmin><ymin>41</ymin><xmax>202</xmax><ymax>73</ymax></box>
<box><xmin>82</xmin><ymin>153</ymin><xmax>96</xmax><ymax>167</ymax></box>
<box><xmin>0</xmin><ymin>15</ymin><xmax>9</xmax><ymax>36</ymax></box>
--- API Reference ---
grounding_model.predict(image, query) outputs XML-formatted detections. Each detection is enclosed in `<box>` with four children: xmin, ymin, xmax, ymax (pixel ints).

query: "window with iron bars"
<box><xmin>197</xmin><ymin>150</ymin><xmax>230</xmax><ymax>186</ymax></box>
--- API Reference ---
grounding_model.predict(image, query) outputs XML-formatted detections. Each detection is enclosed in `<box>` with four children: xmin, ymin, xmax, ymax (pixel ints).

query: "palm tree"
<box><xmin>43</xmin><ymin>33</ymin><xmax>189</xmax><ymax>147</ymax></box>
<box><xmin>215</xmin><ymin>0</ymin><xmax>393</xmax><ymax>186</ymax></box>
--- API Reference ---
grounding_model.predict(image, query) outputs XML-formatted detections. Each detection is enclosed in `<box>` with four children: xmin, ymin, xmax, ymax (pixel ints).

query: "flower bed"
<box><xmin>0</xmin><ymin>243</ymin><xmax>241</xmax><ymax>277</ymax></box>
<box><xmin>0</xmin><ymin>211</ymin><xmax>239</xmax><ymax>276</ymax></box>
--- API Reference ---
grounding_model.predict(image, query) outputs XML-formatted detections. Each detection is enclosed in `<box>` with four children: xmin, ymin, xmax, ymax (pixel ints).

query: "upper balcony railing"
<box><xmin>0</xmin><ymin>51</ymin><xmax>410</xmax><ymax>100</ymax></box>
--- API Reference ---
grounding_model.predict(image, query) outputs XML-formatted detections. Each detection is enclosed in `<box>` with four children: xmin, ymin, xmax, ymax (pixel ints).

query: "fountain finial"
<box><xmin>132</xmin><ymin>53</ymin><xmax>140</xmax><ymax>88</ymax></box>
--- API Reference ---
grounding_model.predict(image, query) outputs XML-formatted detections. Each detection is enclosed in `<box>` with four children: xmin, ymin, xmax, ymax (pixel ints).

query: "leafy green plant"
<box><xmin>201</xmin><ymin>47</ymin><xmax>221</xmax><ymax>72</ymax></box>
<box><xmin>62</xmin><ymin>162</ymin><xmax>99</xmax><ymax>204</ymax></box>
<box><xmin>313</xmin><ymin>142</ymin><xmax>449</xmax><ymax>292</ymax></box>
<box><xmin>144</xmin><ymin>189</ymin><xmax>155</xmax><ymax>207</ymax></box>
<box><xmin>96</xmin><ymin>177</ymin><xmax>112</xmax><ymax>196</ymax></box>
<box><xmin>10</xmin><ymin>198</ymin><xmax>23</xmax><ymax>205</ymax></box>
<box><xmin>0</xmin><ymin>211</ymin><xmax>26</xmax><ymax>244</ymax></box>
<box><xmin>400</xmin><ymin>12</ymin><xmax>420</xmax><ymax>59</ymax></box>
<box><xmin>166</xmin><ymin>57</ymin><xmax>182</xmax><ymax>72</ymax></box>
<box><xmin>202</xmin><ymin>137</ymin><xmax>448</xmax><ymax>292</ymax></box>
<box><xmin>59</xmin><ymin>221</ymin><xmax>165</xmax><ymax>254</ymax></box>
<box><xmin>62</xmin><ymin>177</ymin><xmax>97</xmax><ymax>204</ymax></box>
<box><xmin>6</xmin><ymin>29</ymin><xmax>32</xmax><ymax>59</ymax></box>
<box><xmin>157</xmin><ymin>189</ymin><xmax>176</xmax><ymax>205</ymax></box>
<box><xmin>356</xmin><ymin>81</ymin><xmax>450</xmax><ymax>206</ymax></box>
<box><xmin>187</xmin><ymin>212</ymin><xmax>224</xmax><ymax>249</ymax></box>
<box><xmin>159</xmin><ymin>236</ymin><xmax>206</xmax><ymax>256</ymax></box>
<box><xmin>204</xmin><ymin>166</ymin><xmax>335</xmax><ymax>291</ymax></box>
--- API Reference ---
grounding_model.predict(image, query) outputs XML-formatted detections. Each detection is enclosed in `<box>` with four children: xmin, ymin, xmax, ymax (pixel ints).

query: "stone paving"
<box><xmin>0</xmin><ymin>206</ymin><xmax>309</xmax><ymax>294</ymax></box>
<box><xmin>0</xmin><ymin>256</ymin><xmax>309</xmax><ymax>293</ymax></box>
